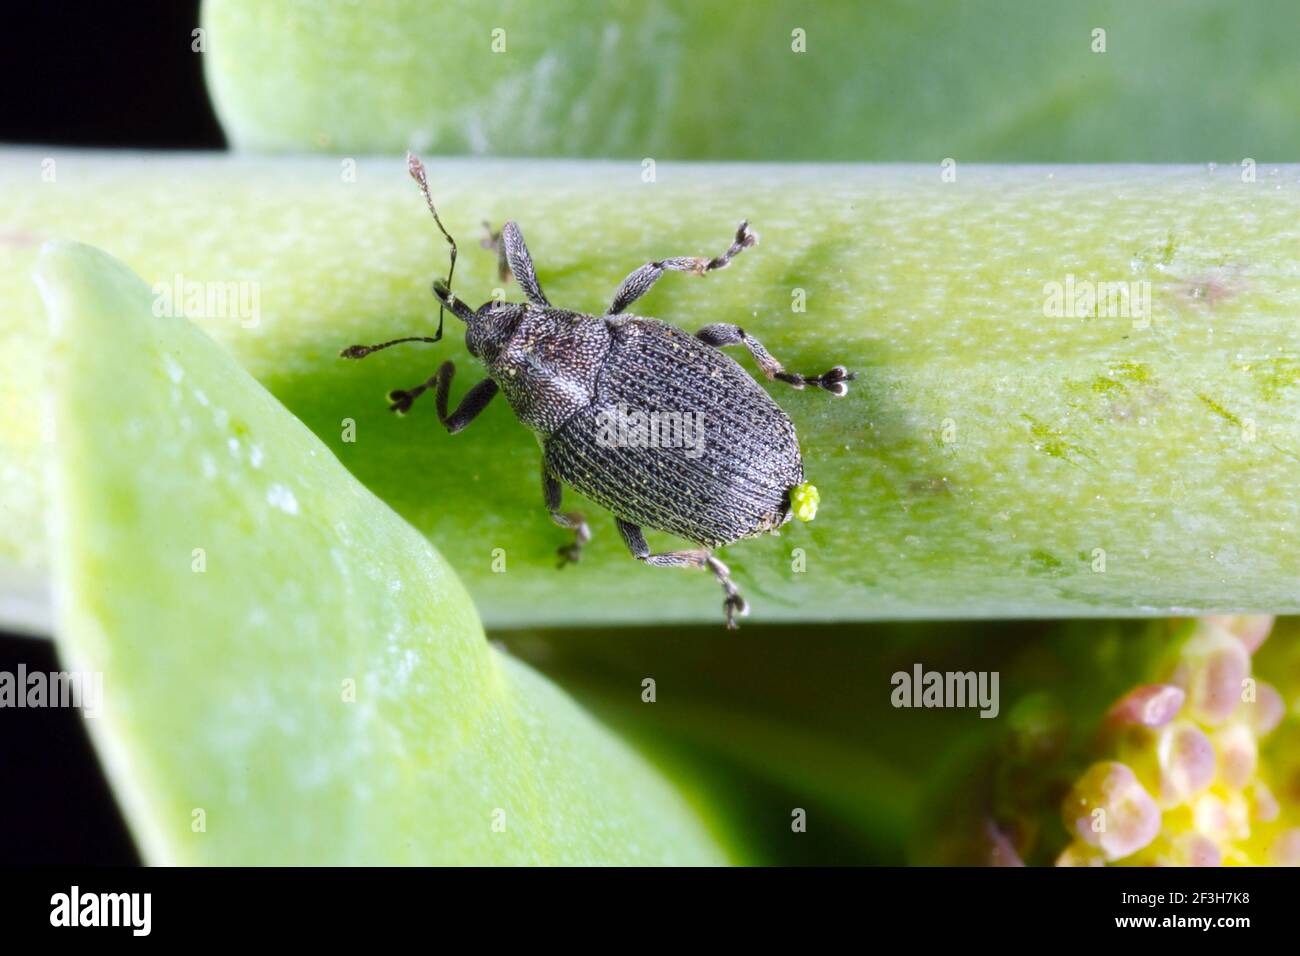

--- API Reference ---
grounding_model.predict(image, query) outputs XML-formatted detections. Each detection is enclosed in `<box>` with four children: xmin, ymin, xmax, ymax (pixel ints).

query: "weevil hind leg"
<box><xmin>605</xmin><ymin>221</ymin><xmax>757</xmax><ymax>316</ymax></box>
<box><xmin>480</xmin><ymin>221</ymin><xmax>513</xmax><ymax>283</ymax></box>
<box><xmin>615</xmin><ymin>519</ymin><xmax>749</xmax><ymax>629</ymax></box>
<box><xmin>544</xmin><ymin>467</ymin><xmax>591</xmax><ymax>566</ymax></box>
<box><xmin>695</xmin><ymin>323</ymin><xmax>855</xmax><ymax>396</ymax></box>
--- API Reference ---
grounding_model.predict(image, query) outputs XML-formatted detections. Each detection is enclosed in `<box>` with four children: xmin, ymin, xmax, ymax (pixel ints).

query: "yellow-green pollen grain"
<box><xmin>792</xmin><ymin>481</ymin><xmax>820</xmax><ymax>522</ymax></box>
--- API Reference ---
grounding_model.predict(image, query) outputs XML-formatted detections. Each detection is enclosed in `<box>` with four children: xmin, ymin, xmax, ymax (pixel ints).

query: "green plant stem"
<box><xmin>4</xmin><ymin>152</ymin><xmax>1300</xmax><ymax>629</ymax></box>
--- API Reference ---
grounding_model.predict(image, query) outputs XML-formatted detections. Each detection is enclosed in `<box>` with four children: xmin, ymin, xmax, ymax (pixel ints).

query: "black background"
<box><xmin>0</xmin><ymin>1</ymin><xmax>222</xmax><ymax>150</ymax></box>
<box><xmin>0</xmin><ymin>0</ymin><xmax>220</xmax><ymax>866</ymax></box>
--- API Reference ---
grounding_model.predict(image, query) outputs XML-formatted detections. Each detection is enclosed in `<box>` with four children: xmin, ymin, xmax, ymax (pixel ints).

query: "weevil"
<box><xmin>342</xmin><ymin>155</ymin><xmax>853</xmax><ymax>628</ymax></box>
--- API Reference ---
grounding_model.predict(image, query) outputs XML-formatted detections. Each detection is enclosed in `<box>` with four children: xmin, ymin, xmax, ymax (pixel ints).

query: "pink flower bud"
<box><xmin>1204</xmin><ymin>615</ymin><xmax>1274</xmax><ymax>653</ymax></box>
<box><xmin>1181</xmin><ymin>833</ymin><xmax>1223</xmax><ymax>867</ymax></box>
<box><xmin>1270</xmin><ymin>829</ymin><xmax>1300</xmax><ymax>866</ymax></box>
<box><xmin>1056</xmin><ymin>841</ymin><xmax>1106</xmax><ymax>867</ymax></box>
<box><xmin>1145</xmin><ymin>833</ymin><xmax>1224</xmax><ymax>867</ymax></box>
<box><xmin>1106</xmin><ymin>684</ymin><xmax>1185</xmax><ymax>729</ymax></box>
<box><xmin>1214</xmin><ymin>723</ymin><xmax>1257</xmax><ymax>790</ymax></box>
<box><xmin>1244</xmin><ymin>681</ymin><xmax>1285</xmax><ymax>737</ymax></box>
<box><xmin>1177</xmin><ymin>625</ymin><xmax>1250</xmax><ymax>725</ymax></box>
<box><xmin>1063</xmin><ymin>761</ymin><xmax>1161</xmax><ymax>861</ymax></box>
<box><xmin>1251</xmin><ymin>781</ymin><xmax>1280</xmax><ymax>823</ymax></box>
<box><xmin>1156</xmin><ymin>721</ymin><xmax>1216</xmax><ymax>804</ymax></box>
<box><xmin>1192</xmin><ymin>792</ymin><xmax>1250</xmax><ymax>843</ymax></box>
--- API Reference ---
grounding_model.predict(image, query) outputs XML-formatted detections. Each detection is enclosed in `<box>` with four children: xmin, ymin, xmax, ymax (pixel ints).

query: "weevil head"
<box><xmin>467</xmin><ymin>301</ymin><xmax>525</xmax><ymax>361</ymax></box>
<box><xmin>431</xmin><ymin>279</ymin><xmax>524</xmax><ymax>361</ymax></box>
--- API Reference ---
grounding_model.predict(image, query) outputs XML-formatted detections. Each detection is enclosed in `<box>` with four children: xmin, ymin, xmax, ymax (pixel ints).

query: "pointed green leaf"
<box><xmin>35</xmin><ymin>240</ymin><xmax>726</xmax><ymax>865</ymax></box>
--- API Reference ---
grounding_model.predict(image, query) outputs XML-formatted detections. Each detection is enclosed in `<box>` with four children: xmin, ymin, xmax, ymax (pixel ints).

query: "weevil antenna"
<box><xmin>337</xmin><ymin>156</ymin><xmax>463</xmax><ymax>360</ymax></box>
<box><xmin>408</xmin><ymin>152</ymin><xmax>458</xmax><ymax>339</ymax></box>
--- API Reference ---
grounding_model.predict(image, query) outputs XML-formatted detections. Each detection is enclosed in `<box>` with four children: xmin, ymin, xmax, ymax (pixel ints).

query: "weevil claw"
<box><xmin>556</xmin><ymin>543</ymin><xmax>582</xmax><ymax>567</ymax></box>
<box><xmin>723</xmin><ymin>592</ymin><xmax>749</xmax><ymax>629</ymax></box>
<box><xmin>814</xmin><ymin>365</ymin><xmax>854</xmax><ymax>396</ymax></box>
<box><xmin>386</xmin><ymin>389</ymin><xmax>414</xmax><ymax>415</ymax></box>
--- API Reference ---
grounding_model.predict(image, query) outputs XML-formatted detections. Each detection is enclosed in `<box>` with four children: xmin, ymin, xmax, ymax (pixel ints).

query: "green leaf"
<box><xmin>202</xmin><ymin>0</ymin><xmax>1300</xmax><ymax>161</ymax></box>
<box><xmin>5</xmin><ymin>154</ymin><xmax>1300</xmax><ymax>631</ymax></box>
<box><xmin>35</xmin><ymin>240</ymin><xmax>727</xmax><ymax>865</ymax></box>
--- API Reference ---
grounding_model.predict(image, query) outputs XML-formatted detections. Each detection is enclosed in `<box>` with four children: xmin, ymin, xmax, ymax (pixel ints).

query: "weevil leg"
<box><xmin>480</xmin><ymin>221</ymin><xmax>512</xmax><ymax>283</ymax></box>
<box><xmin>543</xmin><ymin>467</ymin><xmax>591</xmax><ymax>567</ymax></box>
<box><xmin>695</xmin><ymin>323</ymin><xmax>855</xmax><ymax>396</ymax></box>
<box><xmin>606</xmin><ymin>221</ymin><xmax>758</xmax><ymax>316</ymax></box>
<box><xmin>615</xmin><ymin>519</ymin><xmax>749</xmax><ymax>629</ymax></box>
<box><xmin>490</xmin><ymin>221</ymin><xmax>549</xmax><ymax>306</ymax></box>
<box><xmin>387</xmin><ymin>360</ymin><xmax>499</xmax><ymax>430</ymax></box>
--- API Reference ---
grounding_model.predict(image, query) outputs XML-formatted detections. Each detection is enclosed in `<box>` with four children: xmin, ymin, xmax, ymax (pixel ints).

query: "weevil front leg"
<box><xmin>616</xmin><ymin>519</ymin><xmax>749</xmax><ymax>629</ymax></box>
<box><xmin>388</xmin><ymin>360</ymin><xmax>499</xmax><ymax>431</ymax></box>
<box><xmin>543</xmin><ymin>467</ymin><xmax>591</xmax><ymax>567</ymax></box>
<box><xmin>695</xmin><ymin>324</ymin><xmax>855</xmax><ymax>396</ymax></box>
<box><xmin>606</xmin><ymin>221</ymin><xmax>757</xmax><ymax>316</ymax></box>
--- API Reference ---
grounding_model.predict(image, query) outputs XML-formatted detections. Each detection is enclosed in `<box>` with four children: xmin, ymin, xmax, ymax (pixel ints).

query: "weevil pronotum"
<box><xmin>342</xmin><ymin>155</ymin><xmax>854</xmax><ymax>628</ymax></box>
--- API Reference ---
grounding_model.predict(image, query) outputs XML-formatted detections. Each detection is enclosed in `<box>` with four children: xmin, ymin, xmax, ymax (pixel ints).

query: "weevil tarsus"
<box><xmin>605</xmin><ymin>221</ymin><xmax>757</xmax><ymax>316</ymax></box>
<box><xmin>543</xmin><ymin>467</ymin><xmax>591</xmax><ymax>566</ymax></box>
<box><xmin>616</xmin><ymin>519</ymin><xmax>750</xmax><ymax>629</ymax></box>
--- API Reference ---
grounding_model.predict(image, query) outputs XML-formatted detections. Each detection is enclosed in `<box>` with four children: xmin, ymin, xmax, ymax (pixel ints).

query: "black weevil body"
<box><xmin>343</xmin><ymin>156</ymin><xmax>853</xmax><ymax>628</ymax></box>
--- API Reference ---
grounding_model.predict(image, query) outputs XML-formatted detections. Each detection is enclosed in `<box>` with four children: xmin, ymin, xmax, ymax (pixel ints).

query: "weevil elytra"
<box><xmin>343</xmin><ymin>155</ymin><xmax>853</xmax><ymax>628</ymax></box>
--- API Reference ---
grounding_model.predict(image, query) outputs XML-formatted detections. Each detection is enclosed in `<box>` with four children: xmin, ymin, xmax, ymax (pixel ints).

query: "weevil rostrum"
<box><xmin>342</xmin><ymin>155</ymin><xmax>853</xmax><ymax>628</ymax></box>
